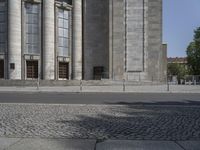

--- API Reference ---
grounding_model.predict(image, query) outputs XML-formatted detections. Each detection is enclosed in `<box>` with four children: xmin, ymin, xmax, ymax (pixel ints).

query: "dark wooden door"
<box><xmin>59</xmin><ymin>62</ymin><xmax>69</xmax><ymax>79</ymax></box>
<box><xmin>93</xmin><ymin>66</ymin><xmax>104</xmax><ymax>80</ymax></box>
<box><xmin>26</xmin><ymin>61</ymin><xmax>38</xmax><ymax>79</ymax></box>
<box><xmin>0</xmin><ymin>60</ymin><xmax>4</xmax><ymax>78</ymax></box>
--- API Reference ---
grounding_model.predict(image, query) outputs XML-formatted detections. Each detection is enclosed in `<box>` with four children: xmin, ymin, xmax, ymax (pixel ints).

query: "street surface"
<box><xmin>0</xmin><ymin>93</ymin><xmax>200</xmax><ymax>105</ymax></box>
<box><xmin>0</xmin><ymin>103</ymin><xmax>200</xmax><ymax>141</ymax></box>
<box><xmin>0</xmin><ymin>93</ymin><xmax>200</xmax><ymax>149</ymax></box>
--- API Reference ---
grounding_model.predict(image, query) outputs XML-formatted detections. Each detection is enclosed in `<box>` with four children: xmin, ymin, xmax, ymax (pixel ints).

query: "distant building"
<box><xmin>0</xmin><ymin>0</ymin><xmax>166</xmax><ymax>82</ymax></box>
<box><xmin>168</xmin><ymin>57</ymin><xmax>187</xmax><ymax>64</ymax></box>
<box><xmin>168</xmin><ymin>57</ymin><xmax>188</xmax><ymax>70</ymax></box>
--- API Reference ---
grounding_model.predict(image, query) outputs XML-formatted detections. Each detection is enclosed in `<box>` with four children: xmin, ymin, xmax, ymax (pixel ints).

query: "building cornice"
<box><xmin>23</xmin><ymin>0</ymin><xmax>42</xmax><ymax>4</ymax></box>
<box><xmin>55</xmin><ymin>1</ymin><xmax>72</xmax><ymax>10</ymax></box>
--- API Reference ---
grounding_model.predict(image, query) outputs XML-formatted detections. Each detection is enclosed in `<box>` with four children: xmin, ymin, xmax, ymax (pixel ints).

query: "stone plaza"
<box><xmin>0</xmin><ymin>92</ymin><xmax>200</xmax><ymax>149</ymax></box>
<box><xmin>0</xmin><ymin>104</ymin><xmax>200</xmax><ymax>141</ymax></box>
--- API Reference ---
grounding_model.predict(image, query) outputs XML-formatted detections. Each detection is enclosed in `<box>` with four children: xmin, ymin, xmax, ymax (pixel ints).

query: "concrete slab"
<box><xmin>177</xmin><ymin>141</ymin><xmax>200</xmax><ymax>150</ymax></box>
<box><xmin>0</xmin><ymin>137</ymin><xmax>21</xmax><ymax>150</ymax></box>
<box><xmin>96</xmin><ymin>140</ymin><xmax>183</xmax><ymax>150</ymax></box>
<box><xmin>7</xmin><ymin>138</ymin><xmax>96</xmax><ymax>150</ymax></box>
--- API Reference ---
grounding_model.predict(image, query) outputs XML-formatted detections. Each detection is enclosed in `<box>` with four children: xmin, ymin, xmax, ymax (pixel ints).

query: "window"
<box><xmin>93</xmin><ymin>67</ymin><xmax>104</xmax><ymax>80</ymax></box>
<box><xmin>24</xmin><ymin>3</ymin><xmax>40</xmax><ymax>54</ymax></box>
<box><xmin>10</xmin><ymin>63</ymin><xmax>15</xmax><ymax>70</ymax></box>
<box><xmin>57</xmin><ymin>0</ymin><xmax>72</xmax><ymax>5</ymax></box>
<box><xmin>59</xmin><ymin>62</ymin><xmax>69</xmax><ymax>79</ymax></box>
<box><xmin>0</xmin><ymin>1</ymin><xmax>6</xmax><ymax>54</ymax></box>
<box><xmin>0</xmin><ymin>60</ymin><xmax>4</xmax><ymax>78</ymax></box>
<box><xmin>26</xmin><ymin>61</ymin><xmax>38</xmax><ymax>79</ymax></box>
<box><xmin>57</xmin><ymin>8</ymin><xmax>70</xmax><ymax>57</ymax></box>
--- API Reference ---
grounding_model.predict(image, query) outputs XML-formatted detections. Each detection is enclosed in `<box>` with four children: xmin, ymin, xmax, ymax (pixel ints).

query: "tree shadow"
<box><xmin>55</xmin><ymin>104</ymin><xmax>200</xmax><ymax>141</ymax></box>
<box><xmin>105</xmin><ymin>100</ymin><xmax>200</xmax><ymax>106</ymax></box>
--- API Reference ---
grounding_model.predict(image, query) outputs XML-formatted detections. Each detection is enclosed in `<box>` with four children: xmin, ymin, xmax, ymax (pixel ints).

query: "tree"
<box><xmin>186</xmin><ymin>27</ymin><xmax>200</xmax><ymax>75</ymax></box>
<box><xmin>168</xmin><ymin>63</ymin><xmax>188</xmax><ymax>82</ymax></box>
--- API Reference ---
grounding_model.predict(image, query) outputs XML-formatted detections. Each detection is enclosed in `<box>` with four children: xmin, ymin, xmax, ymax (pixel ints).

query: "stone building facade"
<box><xmin>0</xmin><ymin>0</ymin><xmax>166</xmax><ymax>82</ymax></box>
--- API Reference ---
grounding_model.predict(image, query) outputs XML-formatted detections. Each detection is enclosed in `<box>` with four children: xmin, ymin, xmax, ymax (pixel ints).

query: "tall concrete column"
<box><xmin>8</xmin><ymin>0</ymin><xmax>22</xmax><ymax>79</ymax></box>
<box><xmin>73</xmin><ymin>0</ymin><xmax>82</xmax><ymax>80</ymax></box>
<box><xmin>43</xmin><ymin>0</ymin><xmax>55</xmax><ymax>80</ymax></box>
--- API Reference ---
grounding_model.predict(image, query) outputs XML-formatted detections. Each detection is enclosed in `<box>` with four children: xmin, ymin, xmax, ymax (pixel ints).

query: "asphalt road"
<box><xmin>0</xmin><ymin>92</ymin><xmax>200</xmax><ymax>105</ymax></box>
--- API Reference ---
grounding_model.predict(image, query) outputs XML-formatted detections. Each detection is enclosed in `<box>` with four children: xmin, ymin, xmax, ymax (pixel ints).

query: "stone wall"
<box><xmin>3</xmin><ymin>0</ymin><xmax>165</xmax><ymax>82</ymax></box>
<box><xmin>161</xmin><ymin>44</ymin><xmax>167</xmax><ymax>82</ymax></box>
<box><xmin>146</xmin><ymin>0</ymin><xmax>163</xmax><ymax>82</ymax></box>
<box><xmin>126</xmin><ymin>0</ymin><xmax>144</xmax><ymax>72</ymax></box>
<box><xmin>110</xmin><ymin>0</ymin><xmax>125</xmax><ymax>80</ymax></box>
<box><xmin>83</xmin><ymin>0</ymin><xmax>109</xmax><ymax>80</ymax></box>
<box><xmin>120</xmin><ymin>0</ymin><xmax>164</xmax><ymax>82</ymax></box>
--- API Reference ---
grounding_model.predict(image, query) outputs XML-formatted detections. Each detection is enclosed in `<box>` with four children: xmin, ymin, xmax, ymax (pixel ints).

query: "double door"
<box><xmin>0</xmin><ymin>60</ymin><xmax>4</xmax><ymax>78</ymax></box>
<box><xmin>26</xmin><ymin>60</ymin><xmax>38</xmax><ymax>79</ymax></box>
<box><xmin>59</xmin><ymin>62</ymin><xmax>69</xmax><ymax>79</ymax></box>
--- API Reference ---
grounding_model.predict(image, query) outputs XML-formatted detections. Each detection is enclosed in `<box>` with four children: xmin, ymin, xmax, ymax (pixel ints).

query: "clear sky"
<box><xmin>163</xmin><ymin>0</ymin><xmax>200</xmax><ymax>57</ymax></box>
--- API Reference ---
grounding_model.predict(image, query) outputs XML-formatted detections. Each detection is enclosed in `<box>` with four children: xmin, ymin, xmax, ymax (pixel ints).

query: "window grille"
<box><xmin>59</xmin><ymin>62</ymin><xmax>69</xmax><ymax>79</ymax></box>
<box><xmin>26</xmin><ymin>61</ymin><xmax>38</xmax><ymax>79</ymax></box>
<box><xmin>0</xmin><ymin>60</ymin><xmax>4</xmax><ymax>78</ymax></box>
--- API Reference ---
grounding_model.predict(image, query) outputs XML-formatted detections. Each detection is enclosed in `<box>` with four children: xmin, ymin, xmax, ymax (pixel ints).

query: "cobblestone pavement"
<box><xmin>0</xmin><ymin>104</ymin><xmax>200</xmax><ymax>141</ymax></box>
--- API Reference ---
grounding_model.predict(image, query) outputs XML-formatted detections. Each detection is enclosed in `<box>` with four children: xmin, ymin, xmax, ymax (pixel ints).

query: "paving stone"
<box><xmin>0</xmin><ymin>104</ymin><xmax>200</xmax><ymax>141</ymax></box>
<box><xmin>8</xmin><ymin>138</ymin><xmax>96</xmax><ymax>150</ymax></box>
<box><xmin>177</xmin><ymin>141</ymin><xmax>200</xmax><ymax>150</ymax></box>
<box><xmin>0</xmin><ymin>137</ymin><xmax>21</xmax><ymax>150</ymax></box>
<box><xmin>96</xmin><ymin>140</ymin><xmax>183</xmax><ymax>150</ymax></box>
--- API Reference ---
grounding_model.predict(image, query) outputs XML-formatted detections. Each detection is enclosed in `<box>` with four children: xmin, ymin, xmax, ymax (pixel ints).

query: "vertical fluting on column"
<box><xmin>43</xmin><ymin>0</ymin><xmax>55</xmax><ymax>80</ymax></box>
<box><xmin>73</xmin><ymin>0</ymin><xmax>82</xmax><ymax>80</ymax></box>
<box><xmin>8</xmin><ymin>0</ymin><xmax>22</xmax><ymax>79</ymax></box>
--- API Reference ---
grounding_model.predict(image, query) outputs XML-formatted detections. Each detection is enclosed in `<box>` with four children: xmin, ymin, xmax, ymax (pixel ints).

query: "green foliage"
<box><xmin>168</xmin><ymin>63</ymin><xmax>188</xmax><ymax>80</ymax></box>
<box><xmin>186</xmin><ymin>27</ymin><xmax>200</xmax><ymax>75</ymax></box>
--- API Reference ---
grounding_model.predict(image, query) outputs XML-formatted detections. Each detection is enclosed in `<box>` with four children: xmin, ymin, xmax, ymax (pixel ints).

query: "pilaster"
<box><xmin>8</xmin><ymin>0</ymin><xmax>22</xmax><ymax>79</ymax></box>
<box><xmin>72</xmin><ymin>0</ymin><xmax>82</xmax><ymax>80</ymax></box>
<box><xmin>43</xmin><ymin>0</ymin><xmax>55</xmax><ymax>80</ymax></box>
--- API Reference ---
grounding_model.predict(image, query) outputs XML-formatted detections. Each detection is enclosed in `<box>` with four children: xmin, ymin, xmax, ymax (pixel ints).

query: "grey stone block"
<box><xmin>0</xmin><ymin>137</ymin><xmax>21</xmax><ymax>150</ymax></box>
<box><xmin>8</xmin><ymin>138</ymin><xmax>96</xmax><ymax>150</ymax></box>
<box><xmin>177</xmin><ymin>141</ymin><xmax>200</xmax><ymax>150</ymax></box>
<box><xmin>96</xmin><ymin>140</ymin><xmax>183</xmax><ymax>150</ymax></box>
<box><xmin>83</xmin><ymin>0</ymin><xmax>109</xmax><ymax>80</ymax></box>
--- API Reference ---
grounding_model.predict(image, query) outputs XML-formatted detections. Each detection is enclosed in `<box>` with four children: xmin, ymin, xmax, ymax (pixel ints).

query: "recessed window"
<box><xmin>57</xmin><ymin>8</ymin><xmax>70</xmax><ymax>57</ymax></box>
<box><xmin>26</xmin><ymin>60</ymin><xmax>38</xmax><ymax>79</ymax></box>
<box><xmin>24</xmin><ymin>3</ymin><xmax>40</xmax><ymax>54</ymax></box>
<box><xmin>93</xmin><ymin>67</ymin><xmax>104</xmax><ymax>80</ymax></box>
<box><xmin>59</xmin><ymin>62</ymin><xmax>69</xmax><ymax>79</ymax></box>
<box><xmin>10</xmin><ymin>63</ymin><xmax>15</xmax><ymax>70</ymax></box>
<box><xmin>0</xmin><ymin>1</ymin><xmax>7</xmax><ymax>54</ymax></box>
<box><xmin>0</xmin><ymin>60</ymin><xmax>4</xmax><ymax>78</ymax></box>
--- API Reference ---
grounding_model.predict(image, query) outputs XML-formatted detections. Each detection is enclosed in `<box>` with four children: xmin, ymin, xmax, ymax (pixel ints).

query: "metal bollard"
<box><xmin>167</xmin><ymin>77</ymin><xmax>169</xmax><ymax>92</ymax></box>
<box><xmin>167</xmin><ymin>82</ymin><xmax>169</xmax><ymax>91</ymax></box>
<box><xmin>123</xmin><ymin>79</ymin><xmax>125</xmax><ymax>92</ymax></box>
<box><xmin>139</xmin><ymin>72</ymin><xmax>141</xmax><ymax>82</ymax></box>
<box><xmin>37</xmin><ymin>73</ymin><xmax>40</xmax><ymax>90</ymax></box>
<box><xmin>80</xmin><ymin>80</ymin><xmax>82</xmax><ymax>92</ymax></box>
<box><xmin>37</xmin><ymin>77</ymin><xmax>40</xmax><ymax>90</ymax></box>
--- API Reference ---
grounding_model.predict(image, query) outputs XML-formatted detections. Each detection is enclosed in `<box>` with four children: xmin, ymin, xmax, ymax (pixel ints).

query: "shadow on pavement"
<box><xmin>55</xmin><ymin>104</ymin><xmax>200</xmax><ymax>141</ymax></box>
<box><xmin>105</xmin><ymin>100</ymin><xmax>200</xmax><ymax>106</ymax></box>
